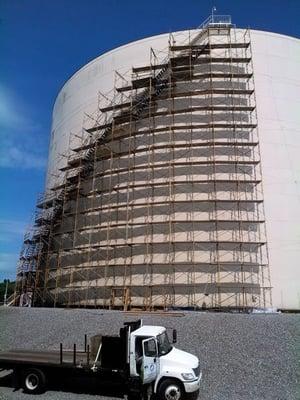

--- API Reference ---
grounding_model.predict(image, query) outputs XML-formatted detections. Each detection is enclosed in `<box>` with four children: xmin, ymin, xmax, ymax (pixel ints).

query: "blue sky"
<box><xmin>0</xmin><ymin>0</ymin><xmax>299</xmax><ymax>281</ymax></box>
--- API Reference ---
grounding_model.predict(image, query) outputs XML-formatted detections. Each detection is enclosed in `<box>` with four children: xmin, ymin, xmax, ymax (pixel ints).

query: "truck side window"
<box><xmin>135</xmin><ymin>338</ymin><xmax>142</xmax><ymax>358</ymax></box>
<box><xmin>143</xmin><ymin>339</ymin><xmax>157</xmax><ymax>357</ymax></box>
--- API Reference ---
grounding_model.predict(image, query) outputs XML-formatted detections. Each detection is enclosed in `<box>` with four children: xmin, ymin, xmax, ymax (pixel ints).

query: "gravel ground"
<box><xmin>0</xmin><ymin>307</ymin><xmax>299</xmax><ymax>400</ymax></box>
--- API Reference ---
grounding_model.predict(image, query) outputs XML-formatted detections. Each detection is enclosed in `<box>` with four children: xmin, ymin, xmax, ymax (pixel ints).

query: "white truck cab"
<box><xmin>128</xmin><ymin>322</ymin><xmax>202</xmax><ymax>400</ymax></box>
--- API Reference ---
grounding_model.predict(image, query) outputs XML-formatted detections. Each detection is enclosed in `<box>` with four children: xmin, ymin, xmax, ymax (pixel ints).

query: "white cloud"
<box><xmin>0</xmin><ymin>252</ymin><xmax>19</xmax><ymax>275</ymax></box>
<box><xmin>0</xmin><ymin>145</ymin><xmax>46</xmax><ymax>169</ymax></box>
<box><xmin>0</xmin><ymin>84</ymin><xmax>47</xmax><ymax>170</ymax></box>
<box><xmin>0</xmin><ymin>85</ymin><xmax>41</xmax><ymax>132</ymax></box>
<box><xmin>0</xmin><ymin>219</ymin><xmax>26</xmax><ymax>280</ymax></box>
<box><xmin>0</xmin><ymin>219</ymin><xmax>27</xmax><ymax>243</ymax></box>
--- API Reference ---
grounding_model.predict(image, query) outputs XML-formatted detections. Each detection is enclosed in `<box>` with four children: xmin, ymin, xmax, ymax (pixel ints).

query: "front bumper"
<box><xmin>183</xmin><ymin>372</ymin><xmax>202</xmax><ymax>393</ymax></box>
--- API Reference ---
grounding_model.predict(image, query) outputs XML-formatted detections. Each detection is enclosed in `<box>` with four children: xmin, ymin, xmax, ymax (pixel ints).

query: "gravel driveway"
<box><xmin>0</xmin><ymin>307</ymin><xmax>299</xmax><ymax>400</ymax></box>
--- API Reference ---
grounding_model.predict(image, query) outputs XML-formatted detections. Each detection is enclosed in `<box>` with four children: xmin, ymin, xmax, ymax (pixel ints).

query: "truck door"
<box><xmin>142</xmin><ymin>338</ymin><xmax>158</xmax><ymax>384</ymax></box>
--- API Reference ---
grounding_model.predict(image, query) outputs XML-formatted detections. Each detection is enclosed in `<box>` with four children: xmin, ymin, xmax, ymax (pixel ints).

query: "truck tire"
<box><xmin>157</xmin><ymin>379</ymin><xmax>183</xmax><ymax>400</ymax></box>
<box><xmin>143</xmin><ymin>384</ymin><xmax>154</xmax><ymax>400</ymax></box>
<box><xmin>128</xmin><ymin>385</ymin><xmax>153</xmax><ymax>400</ymax></box>
<box><xmin>21</xmin><ymin>368</ymin><xmax>46</xmax><ymax>394</ymax></box>
<box><xmin>128</xmin><ymin>393</ymin><xmax>141</xmax><ymax>400</ymax></box>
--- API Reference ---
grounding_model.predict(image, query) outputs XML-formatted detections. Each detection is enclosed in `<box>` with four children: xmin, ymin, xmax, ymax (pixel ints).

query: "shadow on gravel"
<box><xmin>0</xmin><ymin>371</ymin><xmax>124</xmax><ymax>398</ymax></box>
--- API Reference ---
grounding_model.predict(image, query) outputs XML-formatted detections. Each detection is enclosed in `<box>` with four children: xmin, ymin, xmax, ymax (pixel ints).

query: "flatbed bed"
<box><xmin>0</xmin><ymin>350</ymin><xmax>89</xmax><ymax>368</ymax></box>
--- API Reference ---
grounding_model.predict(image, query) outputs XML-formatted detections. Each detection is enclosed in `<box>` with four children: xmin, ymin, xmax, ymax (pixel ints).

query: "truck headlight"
<box><xmin>181</xmin><ymin>373</ymin><xmax>195</xmax><ymax>381</ymax></box>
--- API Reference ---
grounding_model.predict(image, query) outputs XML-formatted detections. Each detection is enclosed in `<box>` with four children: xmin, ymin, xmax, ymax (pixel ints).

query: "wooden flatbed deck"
<box><xmin>0</xmin><ymin>350</ymin><xmax>89</xmax><ymax>368</ymax></box>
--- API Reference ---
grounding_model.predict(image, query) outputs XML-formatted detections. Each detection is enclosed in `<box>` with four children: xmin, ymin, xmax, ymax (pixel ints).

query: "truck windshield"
<box><xmin>157</xmin><ymin>332</ymin><xmax>172</xmax><ymax>356</ymax></box>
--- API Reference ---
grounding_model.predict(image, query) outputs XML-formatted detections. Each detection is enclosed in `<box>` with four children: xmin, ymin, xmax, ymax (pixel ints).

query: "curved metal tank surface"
<box><xmin>39</xmin><ymin>28</ymin><xmax>300</xmax><ymax>309</ymax></box>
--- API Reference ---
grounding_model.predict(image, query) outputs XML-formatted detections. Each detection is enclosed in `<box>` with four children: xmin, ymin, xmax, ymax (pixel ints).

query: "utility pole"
<box><xmin>280</xmin><ymin>290</ymin><xmax>284</xmax><ymax>309</ymax></box>
<box><xmin>212</xmin><ymin>6</ymin><xmax>217</xmax><ymax>23</ymax></box>
<box><xmin>4</xmin><ymin>279</ymin><xmax>9</xmax><ymax>306</ymax></box>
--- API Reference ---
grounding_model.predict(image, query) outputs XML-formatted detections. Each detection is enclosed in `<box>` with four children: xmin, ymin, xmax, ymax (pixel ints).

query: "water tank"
<box><xmin>17</xmin><ymin>21</ymin><xmax>300</xmax><ymax>310</ymax></box>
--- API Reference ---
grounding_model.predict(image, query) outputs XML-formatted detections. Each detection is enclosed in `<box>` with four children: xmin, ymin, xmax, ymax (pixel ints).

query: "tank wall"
<box><xmin>46</xmin><ymin>33</ymin><xmax>172</xmax><ymax>190</ymax></box>
<box><xmin>46</xmin><ymin>29</ymin><xmax>300</xmax><ymax>309</ymax></box>
<box><xmin>251</xmin><ymin>31</ymin><xmax>300</xmax><ymax>309</ymax></box>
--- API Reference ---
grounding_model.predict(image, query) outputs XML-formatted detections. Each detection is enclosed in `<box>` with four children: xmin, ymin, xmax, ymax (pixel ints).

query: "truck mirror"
<box><xmin>172</xmin><ymin>329</ymin><xmax>177</xmax><ymax>343</ymax></box>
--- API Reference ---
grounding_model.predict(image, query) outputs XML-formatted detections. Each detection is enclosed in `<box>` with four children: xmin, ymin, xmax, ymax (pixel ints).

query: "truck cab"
<box><xmin>126</xmin><ymin>321</ymin><xmax>202</xmax><ymax>400</ymax></box>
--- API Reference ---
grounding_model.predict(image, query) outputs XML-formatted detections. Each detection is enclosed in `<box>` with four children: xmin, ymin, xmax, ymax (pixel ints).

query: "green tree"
<box><xmin>0</xmin><ymin>280</ymin><xmax>15</xmax><ymax>304</ymax></box>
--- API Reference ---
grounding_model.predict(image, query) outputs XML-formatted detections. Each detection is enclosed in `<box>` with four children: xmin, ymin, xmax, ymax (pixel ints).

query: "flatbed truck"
<box><xmin>0</xmin><ymin>320</ymin><xmax>202</xmax><ymax>400</ymax></box>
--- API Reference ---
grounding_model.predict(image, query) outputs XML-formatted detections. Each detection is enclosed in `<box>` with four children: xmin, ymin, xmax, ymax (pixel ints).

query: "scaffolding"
<box><xmin>15</xmin><ymin>15</ymin><xmax>272</xmax><ymax>310</ymax></box>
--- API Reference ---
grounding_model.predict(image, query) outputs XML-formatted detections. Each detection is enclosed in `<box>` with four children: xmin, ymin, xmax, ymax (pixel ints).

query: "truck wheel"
<box><xmin>128</xmin><ymin>385</ymin><xmax>153</xmax><ymax>400</ymax></box>
<box><xmin>142</xmin><ymin>384</ymin><xmax>154</xmax><ymax>400</ymax></box>
<box><xmin>128</xmin><ymin>394</ymin><xmax>141</xmax><ymax>400</ymax></box>
<box><xmin>158</xmin><ymin>380</ymin><xmax>183</xmax><ymax>400</ymax></box>
<box><xmin>21</xmin><ymin>368</ymin><xmax>46</xmax><ymax>394</ymax></box>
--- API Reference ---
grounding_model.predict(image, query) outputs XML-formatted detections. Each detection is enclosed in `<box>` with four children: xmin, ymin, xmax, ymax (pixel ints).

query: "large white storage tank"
<box><xmin>21</xmin><ymin>23</ymin><xmax>300</xmax><ymax>309</ymax></box>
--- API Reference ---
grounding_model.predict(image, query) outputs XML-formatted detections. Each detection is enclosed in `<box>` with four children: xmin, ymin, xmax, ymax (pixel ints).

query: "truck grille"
<box><xmin>193</xmin><ymin>364</ymin><xmax>201</xmax><ymax>377</ymax></box>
